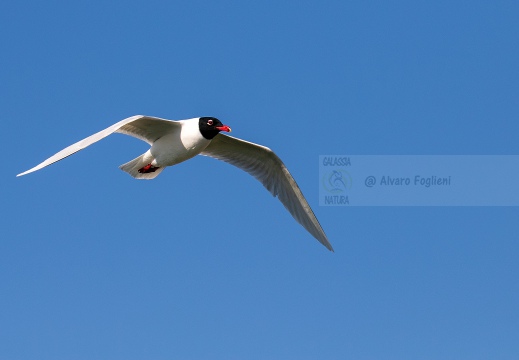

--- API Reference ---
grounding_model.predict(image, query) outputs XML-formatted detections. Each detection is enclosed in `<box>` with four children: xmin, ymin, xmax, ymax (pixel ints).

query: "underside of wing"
<box><xmin>201</xmin><ymin>134</ymin><xmax>333</xmax><ymax>251</ymax></box>
<box><xmin>17</xmin><ymin>115</ymin><xmax>180</xmax><ymax>177</ymax></box>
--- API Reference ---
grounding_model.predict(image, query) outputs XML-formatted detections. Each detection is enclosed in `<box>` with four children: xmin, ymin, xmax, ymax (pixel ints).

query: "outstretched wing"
<box><xmin>201</xmin><ymin>134</ymin><xmax>333</xmax><ymax>251</ymax></box>
<box><xmin>17</xmin><ymin>115</ymin><xmax>180</xmax><ymax>177</ymax></box>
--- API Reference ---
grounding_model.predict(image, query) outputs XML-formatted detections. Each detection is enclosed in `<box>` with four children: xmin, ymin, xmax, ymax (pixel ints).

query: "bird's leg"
<box><xmin>138</xmin><ymin>164</ymin><xmax>160</xmax><ymax>173</ymax></box>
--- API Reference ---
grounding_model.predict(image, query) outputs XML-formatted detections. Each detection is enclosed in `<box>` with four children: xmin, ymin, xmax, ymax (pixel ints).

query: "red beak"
<box><xmin>216</xmin><ymin>125</ymin><xmax>232</xmax><ymax>132</ymax></box>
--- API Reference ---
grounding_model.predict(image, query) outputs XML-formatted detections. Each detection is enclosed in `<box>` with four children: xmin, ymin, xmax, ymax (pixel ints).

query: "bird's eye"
<box><xmin>207</xmin><ymin>119</ymin><xmax>214</xmax><ymax>125</ymax></box>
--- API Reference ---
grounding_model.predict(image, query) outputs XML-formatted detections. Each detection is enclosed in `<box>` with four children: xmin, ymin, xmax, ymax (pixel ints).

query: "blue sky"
<box><xmin>1</xmin><ymin>1</ymin><xmax>518</xmax><ymax>359</ymax></box>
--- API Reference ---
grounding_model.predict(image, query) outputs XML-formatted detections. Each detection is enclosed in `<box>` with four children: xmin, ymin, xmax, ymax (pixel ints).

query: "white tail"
<box><xmin>119</xmin><ymin>153</ymin><xmax>165</xmax><ymax>179</ymax></box>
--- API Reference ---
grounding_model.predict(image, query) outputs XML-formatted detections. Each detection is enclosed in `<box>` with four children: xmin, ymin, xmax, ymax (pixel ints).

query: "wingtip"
<box><xmin>16</xmin><ymin>168</ymin><xmax>34</xmax><ymax>177</ymax></box>
<box><xmin>317</xmin><ymin>234</ymin><xmax>334</xmax><ymax>252</ymax></box>
<box><xmin>316</xmin><ymin>236</ymin><xmax>334</xmax><ymax>252</ymax></box>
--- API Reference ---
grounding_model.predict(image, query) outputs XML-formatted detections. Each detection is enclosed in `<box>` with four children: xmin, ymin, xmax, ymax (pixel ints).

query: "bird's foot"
<box><xmin>138</xmin><ymin>164</ymin><xmax>160</xmax><ymax>173</ymax></box>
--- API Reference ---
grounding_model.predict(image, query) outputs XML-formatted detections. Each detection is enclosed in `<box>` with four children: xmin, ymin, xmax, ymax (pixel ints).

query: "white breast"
<box><xmin>150</xmin><ymin>118</ymin><xmax>210</xmax><ymax>166</ymax></box>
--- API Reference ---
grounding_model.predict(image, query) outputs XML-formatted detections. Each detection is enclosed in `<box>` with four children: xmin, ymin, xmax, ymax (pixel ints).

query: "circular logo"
<box><xmin>322</xmin><ymin>169</ymin><xmax>352</xmax><ymax>193</ymax></box>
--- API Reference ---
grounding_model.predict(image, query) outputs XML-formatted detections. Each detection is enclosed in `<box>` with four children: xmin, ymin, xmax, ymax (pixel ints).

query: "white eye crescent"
<box><xmin>207</xmin><ymin>119</ymin><xmax>214</xmax><ymax>125</ymax></box>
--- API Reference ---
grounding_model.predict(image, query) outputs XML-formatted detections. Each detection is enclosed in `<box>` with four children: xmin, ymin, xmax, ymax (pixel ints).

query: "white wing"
<box><xmin>17</xmin><ymin>115</ymin><xmax>180</xmax><ymax>177</ymax></box>
<box><xmin>201</xmin><ymin>134</ymin><xmax>333</xmax><ymax>251</ymax></box>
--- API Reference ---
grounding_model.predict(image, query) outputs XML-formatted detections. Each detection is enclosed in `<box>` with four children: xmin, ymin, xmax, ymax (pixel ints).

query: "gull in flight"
<box><xmin>17</xmin><ymin>115</ymin><xmax>333</xmax><ymax>251</ymax></box>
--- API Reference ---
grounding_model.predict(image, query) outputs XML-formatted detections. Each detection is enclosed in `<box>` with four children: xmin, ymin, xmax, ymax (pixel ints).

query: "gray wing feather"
<box><xmin>17</xmin><ymin>115</ymin><xmax>179</xmax><ymax>177</ymax></box>
<box><xmin>201</xmin><ymin>134</ymin><xmax>333</xmax><ymax>251</ymax></box>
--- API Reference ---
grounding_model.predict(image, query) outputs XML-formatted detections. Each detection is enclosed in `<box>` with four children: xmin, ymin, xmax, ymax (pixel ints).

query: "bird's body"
<box><xmin>118</xmin><ymin>118</ymin><xmax>214</xmax><ymax>179</ymax></box>
<box><xmin>153</xmin><ymin>118</ymin><xmax>211</xmax><ymax>165</ymax></box>
<box><xmin>18</xmin><ymin>115</ymin><xmax>333</xmax><ymax>251</ymax></box>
